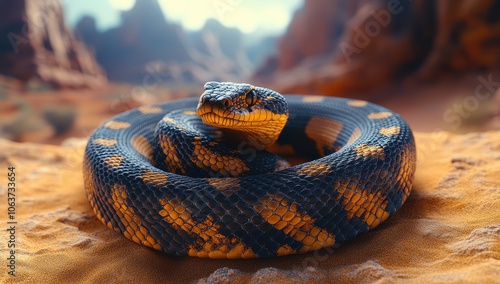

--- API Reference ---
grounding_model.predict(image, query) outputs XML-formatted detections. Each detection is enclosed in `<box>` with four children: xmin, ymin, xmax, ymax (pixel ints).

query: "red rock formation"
<box><xmin>76</xmin><ymin>1</ymin><xmax>254</xmax><ymax>84</ymax></box>
<box><xmin>0</xmin><ymin>0</ymin><xmax>106</xmax><ymax>87</ymax></box>
<box><xmin>253</xmin><ymin>0</ymin><xmax>500</xmax><ymax>97</ymax></box>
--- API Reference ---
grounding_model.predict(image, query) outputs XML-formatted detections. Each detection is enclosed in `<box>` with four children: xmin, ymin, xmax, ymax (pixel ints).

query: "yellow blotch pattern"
<box><xmin>305</xmin><ymin>116</ymin><xmax>343</xmax><ymax>157</ymax></box>
<box><xmin>347</xmin><ymin>100</ymin><xmax>368</xmax><ymax>107</ymax></box>
<box><xmin>302</xmin><ymin>96</ymin><xmax>325</xmax><ymax>103</ymax></box>
<box><xmin>159</xmin><ymin>198</ymin><xmax>256</xmax><ymax>259</ymax></box>
<box><xmin>277</xmin><ymin>244</ymin><xmax>295</xmax><ymax>255</ymax></box>
<box><xmin>368</xmin><ymin>112</ymin><xmax>392</xmax><ymax>119</ymax></box>
<box><xmin>162</xmin><ymin>116</ymin><xmax>187</xmax><ymax>131</ymax></box>
<box><xmin>396</xmin><ymin>143</ymin><xmax>416</xmax><ymax>200</ymax></box>
<box><xmin>104</xmin><ymin>121</ymin><xmax>131</xmax><ymax>129</ymax></box>
<box><xmin>131</xmin><ymin>135</ymin><xmax>153</xmax><ymax>160</ymax></box>
<box><xmin>138</xmin><ymin>106</ymin><xmax>163</xmax><ymax>114</ymax></box>
<box><xmin>346</xmin><ymin>128</ymin><xmax>362</xmax><ymax>146</ymax></box>
<box><xmin>93</xmin><ymin>138</ymin><xmax>117</xmax><ymax>147</ymax></box>
<box><xmin>83</xmin><ymin>156</ymin><xmax>108</xmax><ymax>227</ymax></box>
<box><xmin>297</xmin><ymin>162</ymin><xmax>332</xmax><ymax>177</ymax></box>
<box><xmin>354</xmin><ymin>144</ymin><xmax>385</xmax><ymax>160</ymax></box>
<box><xmin>205</xmin><ymin>178</ymin><xmax>240</xmax><ymax>197</ymax></box>
<box><xmin>192</xmin><ymin>139</ymin><xmax>249</xmax><ymax>177</ymax></box>
<box><xmin>104</xmin><ymin>155</ymin><xmax>124</xmax><ymax>168</ymax></box>
<box><xmin>162</xmin><ymin>116</ymin><xmax>177</xmax><ymax>124</ymax></box>
<box><xmin>254</xmin><ymin>194</ymin><xmax>336</xmax><ymax>254</ymax></box>
<box><xmin>141</xmin><ymin>170</ymin><xmax>168</xmax><ymax>187</ymax></box>
<box><xmin>109</xmin><ymin>184</ymin><xmax>162</xmax><ymax>250</ymax></box>
<box><xmin>334</xmin><ymin>179</ymin><xmax>390</xmax><ymax>229</ymax></box>
<box><xmin>379</xmin><ymin>126</ymin><xmax>401</xmax><ymax>136</ymax></box>
<box><xmin>158</xmin><ymin>134</ymin><xmax>186</xmax><ymax>175</ymax></box>
<box><xmin>182</xmin><ymin>110</ymin><xmax>197</xmax><ymax>116</ymax></box>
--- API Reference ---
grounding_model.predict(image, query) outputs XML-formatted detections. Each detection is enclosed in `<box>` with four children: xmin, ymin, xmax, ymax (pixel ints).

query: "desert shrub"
<box><xmin>25</xmin><ymin>80</ymin><xmax>55</xmax><ymax>92</ymax></box>
<box><xmin>43</xmin><ymin>105</ymin><xmax>77</xmax><ymax>135</ymax></box>
<box><xmin>0</xmin><ymin>100</ymin><xmax>41</xmax><ymax>141</ymax></box>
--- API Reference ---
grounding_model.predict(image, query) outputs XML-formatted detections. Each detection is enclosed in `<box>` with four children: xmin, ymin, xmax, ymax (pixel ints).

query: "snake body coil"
<box><xmin>84</xmin><ymin>82</ymin><xmax>416</xmax><ymax>259</ymax></box>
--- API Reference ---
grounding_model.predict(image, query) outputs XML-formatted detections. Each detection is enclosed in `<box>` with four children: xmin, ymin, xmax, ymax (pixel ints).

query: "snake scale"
<box><xmin>84</xmin><ymin>82</ymin><xmax>416</xmax><ymax>259</ymax></box>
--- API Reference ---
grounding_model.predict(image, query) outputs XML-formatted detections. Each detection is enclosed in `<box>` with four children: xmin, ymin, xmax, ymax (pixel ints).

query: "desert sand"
<box><xmin>0</xmin><ymin>130</ymin><xmax>499</xmax><ymax>283</ymax></box>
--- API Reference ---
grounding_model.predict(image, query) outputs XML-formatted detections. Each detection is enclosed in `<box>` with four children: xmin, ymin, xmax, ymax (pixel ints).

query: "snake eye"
<box><xmin>246</xmin><ymin>90</ymin><xmax>258</xmax><ymax>106</ymax></box>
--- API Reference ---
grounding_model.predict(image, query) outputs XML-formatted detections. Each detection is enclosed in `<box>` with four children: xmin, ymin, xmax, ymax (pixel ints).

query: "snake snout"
<box><xmin>197</xmin><ymin>93</ymin><xmax>232</xmax><ymax>117</ymax></box>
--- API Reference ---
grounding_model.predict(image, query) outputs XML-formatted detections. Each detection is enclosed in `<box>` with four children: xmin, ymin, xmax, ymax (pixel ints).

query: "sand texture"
<box><xmin>0</xmin><ymin>132</ymin><xmax>499</xmax><ymax>283</ymax></box>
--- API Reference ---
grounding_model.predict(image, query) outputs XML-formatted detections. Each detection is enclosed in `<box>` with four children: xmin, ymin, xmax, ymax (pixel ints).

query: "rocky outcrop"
<box><xmin>253</xmin><ymin>0</ymin><xmax>500</xmax><ymax>96</ymax></box>
<box><xmin>75</xmin><ymin>0</ymin><xmax>264</xmax><ymax>84</ymax></box>
<box><xmin>187</xmin><ymin>19</ymin><xmax>252</xmax><ymax>80</ymax></box>
<box><xmin>0</xmin><ymin>0</ymin><xmax>106</xmax><ymax>87</ymax></box>
<box><xmin>79</xmin><ymin>0</ymin><xmax>192</xmax><ymax>83</ymax></box>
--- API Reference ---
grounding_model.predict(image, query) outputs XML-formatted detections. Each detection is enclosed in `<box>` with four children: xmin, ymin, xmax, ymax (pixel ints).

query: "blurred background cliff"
<box><xmin>0</xmin><ymin>0</ymin><xmax>499</xmax><ymax>144</ymax></box>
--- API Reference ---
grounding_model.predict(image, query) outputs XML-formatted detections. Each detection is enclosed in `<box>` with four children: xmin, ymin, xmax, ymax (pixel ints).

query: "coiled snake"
<box><xmin>83</xmin><ymin>82</ymin><xmax>416</xmax><ymax>258</ymax></box>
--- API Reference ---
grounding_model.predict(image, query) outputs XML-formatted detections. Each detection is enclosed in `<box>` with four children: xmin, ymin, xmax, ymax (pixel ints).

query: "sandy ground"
<box><xmin>0</xmin><ymin>131</ymin><xmax>499</xmax><ymax>283</ymax></box>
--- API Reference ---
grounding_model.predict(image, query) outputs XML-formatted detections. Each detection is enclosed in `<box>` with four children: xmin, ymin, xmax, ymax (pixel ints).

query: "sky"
<box><xmin>62</xmin><ymin>0</ymin><xmax>303</xmax><ymax>35</ymax></box>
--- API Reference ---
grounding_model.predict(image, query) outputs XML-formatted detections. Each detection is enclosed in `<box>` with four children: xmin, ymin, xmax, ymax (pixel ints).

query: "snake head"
<box><xmin>197</xmin><ymin>81</ymin><xmax>289</xmax><ymax>149</ymax></box>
